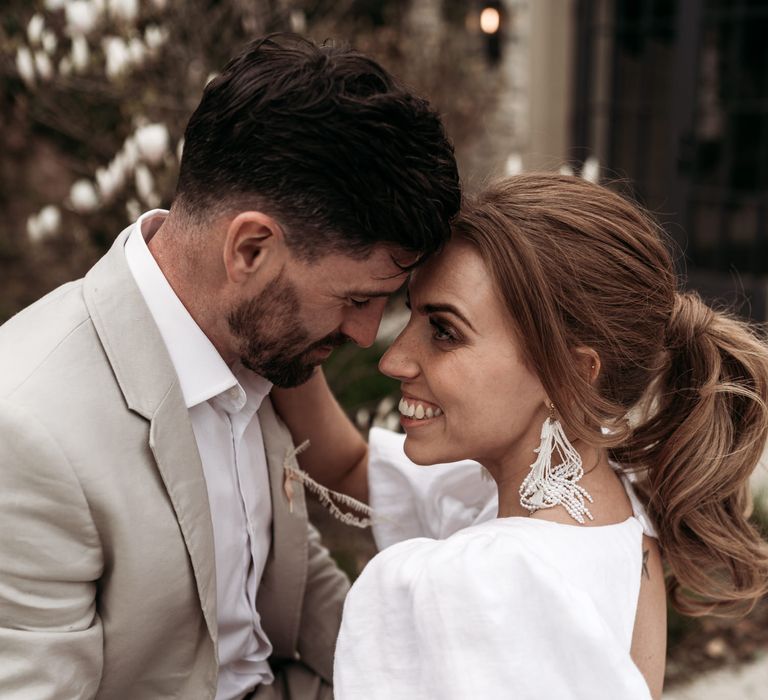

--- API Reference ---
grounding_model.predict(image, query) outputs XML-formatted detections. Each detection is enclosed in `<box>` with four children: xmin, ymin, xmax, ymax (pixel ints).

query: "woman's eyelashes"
<box><xmin>429</xmin><ymin>316</ymin><xmax>460</xmax><ymax>344</ymax></box>
<box><xmin>349</xmin><ymin>297</ymin><xmax>371</xmax><ymax>309</ymax></box>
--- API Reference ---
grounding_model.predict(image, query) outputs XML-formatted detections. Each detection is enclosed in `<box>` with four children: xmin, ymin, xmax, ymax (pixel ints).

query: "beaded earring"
<box><xmin>519</xmin><ymin>403</ymin><xmax>594</xmax><ymax>524</ymax></box>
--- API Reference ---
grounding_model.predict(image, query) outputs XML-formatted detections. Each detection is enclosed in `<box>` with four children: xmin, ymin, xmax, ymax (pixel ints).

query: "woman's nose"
<box><xmin>379</xmin><ymin>329</ymin><xmax>419</xmax><ymax>380</ymax></box>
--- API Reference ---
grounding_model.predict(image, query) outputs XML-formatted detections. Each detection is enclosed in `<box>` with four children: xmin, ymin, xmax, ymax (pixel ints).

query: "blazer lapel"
<box><xmin>83</xmin><ymin>228</ymin><xmax>218</xmax><ymax>645</ymax></box>
<box><xmin>256</xmin><ymin>398</ymin><xmax>308</xmax><ymax>658</ymax></box>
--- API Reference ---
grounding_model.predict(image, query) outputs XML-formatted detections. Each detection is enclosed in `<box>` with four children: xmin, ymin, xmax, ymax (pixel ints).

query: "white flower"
<box><xmin>69</xmin><ymin>179</ymin><xmax>100</xmax><ymax>212</ymax></box>
<box><xmin>44</xmin><ymin>0</ymin><xmax>67</xmax><ymax>10</ymax></box>
<box><xmin>128</xmin><ymin>37</ymin><xmax>146</xmax><ymax>65</ymax></box>
<box><xmin>135</xmin><ymin>123</ymin><xmax>169</xmax><ymax>165</ymax></box>
<box><xmin>122</xmin><ymin>136</ymin><xmax>139</xmax><ymax>171</ymax></box>
<box><xmin>355</xmin><ymin>408</ymin><xmax>370</xmax><ymax>429</ymax></box>
<box><xmin>134</xmin><ymin>164</ymin><xmax>155</xmax><ymax>203</ymax></box>
<box><xmin>95</xmin><ymin>166</ymin><xmax>119</xmax><ymax>201</ymax></box>
<box><xmin>27</xmin><ymin>214</ymin><xmax>45</xmax><ymax>242</ymax></box>
<box><xmin>66</xmin><ymin>1</ymin><xmax>100</xmax><ymax>37</ymax></box>
<box><xmin>71</xmin><ymin>36</ymin><xmax>90</xmax><ymax>72</ymax></box>
<box><xmin>27</xmin><ymin>14</ymin><xmax>45</xmax><ymax>46</ymax></box>
<box><xmin>38</xmin><ymin>205</ymin><xmax>62</xmax><ymax>236</ymax></box>
<box><xmin>109</xmin><ymin>152</ymin><xmax>129</xmax><ymax>187</ymax></box>
<box><xmin>42</xmin><ymin>30</ymin><xmax>58</xmax><ymax>55</ymax></box>
<box><xmin>125</xmin><ymin>198</ymin><xmax>141</xmax><ymax>222</ymax></box>
<box><xmin>16</xmin><ymin>47</ymin><xmax>36</xmax><ymax>86</ymax></box>
<box><xmin>504</xmin><ymin>153</ymin><xmax>523</xmax><ymax>176</ymax></box>
<box><xmin>559</xmin><ymin>164</ymin><xmax>575</xmax><ymax>177</ymax></box>
<box><xmin>176</xmin><ymin>137</ymin><xmax>184</xmax><ymax>162</ymax></box>
<box><xmin>144</xmin><ymin>25</ymin><xmax>168</xmax><ymax>51</ymax></box>
<box><xmin>59</xmin><ymin>56</ymin><xmax>73</xmax><ymax>76</ymax></box>
<box><xmin>581</xmin><ymin>155</ymin><xmax>600</xmax><ymax>183</ymax></box>
<box><xmin>103</xmin><ymin>36</ymin><xmax>130</xmax><ymax>79</ymax></box>
<box><xmin>290</xmin><ymin>10</ymin><xmax>307</xmax><ymax>34</ymax></box>
<box><xmin>34</xmin><ymin>51</ymin><xmax>54</xmax><ymax>81</ymax></box>
<box><xmin>108</xmin><ymin>0</ymin><xmax>139</xmax><ymax>23</ymax></box>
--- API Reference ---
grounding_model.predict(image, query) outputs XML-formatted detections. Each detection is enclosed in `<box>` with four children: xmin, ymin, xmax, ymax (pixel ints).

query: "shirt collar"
<box><xmin>124</xmin><ymin>210</ymin><xmax>272</xmax><ymax>410</ymax></box>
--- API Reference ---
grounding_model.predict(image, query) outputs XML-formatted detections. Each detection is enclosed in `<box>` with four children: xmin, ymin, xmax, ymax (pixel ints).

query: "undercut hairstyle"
<box><xmin>456</xmin><ymin>173</ymin><xmax>768</xmax><ymax>617</ymax></box>
<box><xmin>175</xmin><ymin>34</ymin><xmax>461</xmax><ymax>262</ymax></box>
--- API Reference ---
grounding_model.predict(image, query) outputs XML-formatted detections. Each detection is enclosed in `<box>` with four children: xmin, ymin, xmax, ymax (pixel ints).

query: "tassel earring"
<box><xmin>519</xmin><ymin>404</ymin><xmax>594</xmax><ymax>524</ymax></box>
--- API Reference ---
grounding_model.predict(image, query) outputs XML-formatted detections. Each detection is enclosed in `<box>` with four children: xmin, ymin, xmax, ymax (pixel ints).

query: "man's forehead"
<box><xmin>322</xmin><ymin>245</ymin><xmax>415</xmax><ymax>277</ymax></box>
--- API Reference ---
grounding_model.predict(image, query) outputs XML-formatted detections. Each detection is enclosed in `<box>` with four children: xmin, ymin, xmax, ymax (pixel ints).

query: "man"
<box><xmin>0</xmin><ymin>34</ymin><xmax>460</xmax><ymax>699</ymax></box>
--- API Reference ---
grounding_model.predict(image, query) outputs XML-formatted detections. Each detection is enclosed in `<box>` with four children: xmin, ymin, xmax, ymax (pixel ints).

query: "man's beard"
<box><xmin>227</xmin><ymin>271</ymin><xmax>348</xmax><ymax>388</ymax></box>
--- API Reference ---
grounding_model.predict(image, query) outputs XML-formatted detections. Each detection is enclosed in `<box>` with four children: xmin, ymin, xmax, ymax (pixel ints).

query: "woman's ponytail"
<box><xmin>615</xmin><ymin>292</ymin><xmax>768</xmax><ymax>615</ymax></box>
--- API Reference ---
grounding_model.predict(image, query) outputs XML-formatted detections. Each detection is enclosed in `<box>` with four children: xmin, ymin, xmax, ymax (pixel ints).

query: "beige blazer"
<box><xmin>0</xmin><ymin>230</ymin><xmax>349</xmax><ymax>699</ymax></box>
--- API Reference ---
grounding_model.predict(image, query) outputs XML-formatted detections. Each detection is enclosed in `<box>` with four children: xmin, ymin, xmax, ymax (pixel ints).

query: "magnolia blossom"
<box><xmin>39</xmin><ymin>205</ymin><xmax>61</xmax><ymax>233</ymax></box>
<box><xmin>559</xmin><ymin>163</ymin><xmax>575</xmax><ymax>177</ymax></box>
<box><xmin>108</xmin><ymin>0</ymin><xmax>139</xmax><ymax>23</ymax></box>
<box><xmin>16</xmin><ymin>47</ymin><xmax>36</xmax><ymax>86</ymax></box>
<box><xmin>504</xmin><ymin>153</ymin><xmax>523</xmax><ymax>176</ymax></box>
<box><xmin>95</xmin><ymin>166</ymin><xmax>120</xmax><ymax>201</ymax></box>
<box><xmin>176</xmin><ymin>137</ymin><xmax>184</xmax><ymax>163</ymax></box>
<box><xmin>27</xmin><ymin>14</ymin><xmax>45</xmax><ymax>45</ymax></box>
<box><xmin>135</xmin><ymin>123</ymin><xmax>169</xmax><ymax>165</ymax></box>
<box><xmin>103</xmin><ymin>36</ymin><xmax>131</xmax><ymax>79</ymax></box>
<box><xmin>122</xmin><ymin>136</ymin><xmax>139</xmax><ymax>171</ymax></box>
<box><xmin>42</xmin><ymin>31</ymin><xmax>58</xmax><ymax>55</ymax></box>
<box><xmin>71</xmin><ymin>36</ymin><xmax>90</xmax><ymax>72</ymax></box>
<box><xmin>127</xmin><ymin>37</ymin><xmax>146</xmax><ymax>65</ymax></box>
<box><xmin>134</xmin><ymin>164</ymin><xmax>155</xmax><ymax>203</ymax></box>
<box><xmin>27</xmin><ymin>214</ymin><xmax>46</xmax><ymax>243</ymax></box>
<box><xmin>59</xmin><ymin>56</ymin><xmax>73</xmax><ymax>76</ymax></box>
<box><xmin>355</xmin><ymin>408</ymin><xmax>370</xmax><ymax>430</ymax></box>
<box><xmin>34</xmin><ymin>51</ymin><xmax>54</xmax><ymax>81</ymax></box>
<box><xmin>44</xmin><ymin>0</ymin><xmax>67</xmax><ymax>10</ymax></box>
<box><xmin>65</xmin><ymin>0</ymin><xmax>100</xmax><ymax>37</ymax></box>
<box><xmin>290</xmin><ymin>10</ymin><xmax>307</xmax><ymax>34</ymax></box>
<box><xmin>125</xmin><ymin>198</ymin><xmax>141</xmax><ymax>222</ymax></box>
<box><xmin>581</xmin><ymin>155</ymin><xmax>600</xmax><ymax>183</ymax></box>
<box><xmin>144</xmin><ymin>25</ymin><xmax>169</xmax><ymax>52</ymax></box>
<box><xmin>69</xmin><ymin>179</ymin><xmax>100</xmax><ymax>213</ymax></box>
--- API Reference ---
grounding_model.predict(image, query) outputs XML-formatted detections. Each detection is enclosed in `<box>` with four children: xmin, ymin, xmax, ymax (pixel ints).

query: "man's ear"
<box><xmin>573</xmin><ymin>346</ymin><xmax>601</xmax><ymax>385</ymax></box>
<box><xmin>223</xmin><ymin>211</ymin><xmax>286</xmax><ymax>284</ymax></box>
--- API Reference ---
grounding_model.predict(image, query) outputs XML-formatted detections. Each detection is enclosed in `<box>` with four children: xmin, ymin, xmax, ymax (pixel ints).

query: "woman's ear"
<box><xmin>573</xmin><ymin>346</ymin><xmax>601</xmax><ymax>385</ymax></box>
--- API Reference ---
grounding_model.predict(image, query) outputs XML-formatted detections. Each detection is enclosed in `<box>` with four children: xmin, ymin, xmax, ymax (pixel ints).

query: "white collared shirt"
<box><xmin>125</xmin><ymin>210</ymin><xmax>275</xmax><ymax>699</ymax></box>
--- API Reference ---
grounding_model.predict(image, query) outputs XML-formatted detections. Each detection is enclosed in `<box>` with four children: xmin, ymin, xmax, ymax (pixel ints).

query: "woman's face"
<box><xmin>379</xmin><ymin>238</ymin><xmax>549</xmax><ymax>468</ymax></box>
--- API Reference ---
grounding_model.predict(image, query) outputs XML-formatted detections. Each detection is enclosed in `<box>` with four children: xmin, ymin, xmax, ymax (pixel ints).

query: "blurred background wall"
<box><xmin>4</xmin><ymin>0</ymin><xmax>768</xmax><ymax>322</ymax></box>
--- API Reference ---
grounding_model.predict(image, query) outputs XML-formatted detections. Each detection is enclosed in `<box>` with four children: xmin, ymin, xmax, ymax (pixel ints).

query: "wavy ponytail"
<box><xmin>613</xmin><ymin>293</ymin><xmax>768</xmax><ymax>615</ymax></box>
<box><xmin>457</xmin><ymin>173</ymin><xmax>768</xmax><ymax>616</ymax></box>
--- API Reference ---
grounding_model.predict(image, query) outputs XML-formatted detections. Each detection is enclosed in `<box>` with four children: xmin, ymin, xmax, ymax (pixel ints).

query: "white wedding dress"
<box><xmin>333</xmin><ymin>428</ymin><xmax>655</xmax><ymax>700</ymax></box>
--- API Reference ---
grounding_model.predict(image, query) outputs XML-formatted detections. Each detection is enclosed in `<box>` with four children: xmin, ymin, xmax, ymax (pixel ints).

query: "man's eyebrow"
<box><xmin>345</xmin><ymin>289</ymin><xmax>399</xmax><ymax>299</ymax></box>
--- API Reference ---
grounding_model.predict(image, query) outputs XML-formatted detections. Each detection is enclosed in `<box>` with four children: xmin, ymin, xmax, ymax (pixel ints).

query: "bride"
<box><xmin>272</xmin><ymin>173</ymin><xmax>768</xmax><ymax>699</ymax></box>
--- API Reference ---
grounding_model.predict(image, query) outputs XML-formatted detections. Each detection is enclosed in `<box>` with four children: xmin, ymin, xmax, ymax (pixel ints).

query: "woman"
<box><xmin>273</xmin><ymin>174</ymin><xmax>768</xmax><ymax>699</ymax></box>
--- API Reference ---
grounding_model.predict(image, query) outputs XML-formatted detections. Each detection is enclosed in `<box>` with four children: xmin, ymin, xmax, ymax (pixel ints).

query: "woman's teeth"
<box><xmin>398</xmin><ymin>398</ymin><xmax>443</xmax><ymax>420</ymax></box>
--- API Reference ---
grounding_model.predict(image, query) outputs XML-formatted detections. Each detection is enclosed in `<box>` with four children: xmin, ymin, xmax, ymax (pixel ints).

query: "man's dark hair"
<box><xmin>176</xmin><ymin>34</ymin><xmax>461</xmax><ymax>262</ymax></box>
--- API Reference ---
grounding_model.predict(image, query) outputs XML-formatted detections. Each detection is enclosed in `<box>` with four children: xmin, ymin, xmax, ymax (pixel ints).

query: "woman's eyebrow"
<box><xmin>405</xmin><ymin>289</ymin><xmax>475</xmax><ymax>332</ymax></box>
<box><xmin>420</xmin><ymin>303</ymin><xmax>476</xmax><ymax>332</ymax></box>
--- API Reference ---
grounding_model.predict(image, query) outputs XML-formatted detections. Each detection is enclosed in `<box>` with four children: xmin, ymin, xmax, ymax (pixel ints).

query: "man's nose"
<box><xmin>341</xmin><ymin>299</ymin><xmax>388</xmax><ymax>348</ymax></box>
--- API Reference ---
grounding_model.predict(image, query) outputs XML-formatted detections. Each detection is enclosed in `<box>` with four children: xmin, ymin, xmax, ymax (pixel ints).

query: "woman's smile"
<box><xmin>398</xmin><ymin>393</ymin><xmax>444</xmax><ymax>427</ymax></box>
